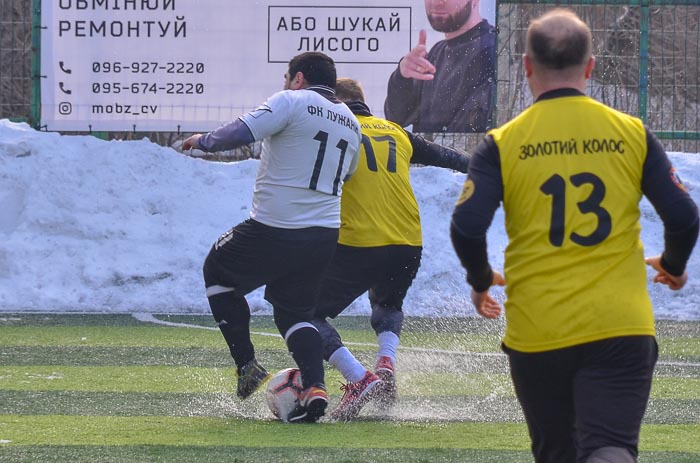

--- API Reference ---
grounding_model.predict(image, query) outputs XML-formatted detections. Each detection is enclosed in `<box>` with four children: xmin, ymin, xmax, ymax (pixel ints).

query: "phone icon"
<box><xmin>59</xmin><ymin>61</ymin><xmax>72</xmax><ymax>74</ymax></box>
<box><xmin>59</xmin><ymin>82</ymin><xmax>72</xmax><ymax>95</ymax></box>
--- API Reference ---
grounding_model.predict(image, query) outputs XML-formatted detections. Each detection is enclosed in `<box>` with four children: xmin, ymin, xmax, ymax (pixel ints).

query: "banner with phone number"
<box><xmin>40</xmin><ymin>0</ymin><xmax>494</xmax><ymax>132</ymax></box>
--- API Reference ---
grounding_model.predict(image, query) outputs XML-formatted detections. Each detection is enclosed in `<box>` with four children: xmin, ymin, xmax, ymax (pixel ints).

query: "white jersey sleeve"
<box><xmin>240</xmin><ymin>88</ymin><xmax>361</xmax><ymax>229</ymax></box>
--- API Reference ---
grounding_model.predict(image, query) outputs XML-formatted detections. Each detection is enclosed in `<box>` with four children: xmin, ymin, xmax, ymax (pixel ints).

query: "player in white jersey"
<box><xmin>182</xmin><ymin>52</ymin><xmax>361</xmax><ymax>423</ymax></box>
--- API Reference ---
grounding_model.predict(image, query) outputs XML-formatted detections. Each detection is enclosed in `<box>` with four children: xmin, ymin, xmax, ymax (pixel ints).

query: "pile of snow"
<box><xmin>1</xmin><ymin>119</ymin><xmax>698</xmax><ymax>319</ymax></box>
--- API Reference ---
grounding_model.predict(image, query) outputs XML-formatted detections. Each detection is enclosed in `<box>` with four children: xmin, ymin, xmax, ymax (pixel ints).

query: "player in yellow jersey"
<box><xmin>312</xmin><ymin>77</ymin><xmax>471</xmax><ymax>421</ymax></box>
<box><xmin>450</xmin><ymin>9</ymin><xmax>698</xmax><ymax>463</ymax></box>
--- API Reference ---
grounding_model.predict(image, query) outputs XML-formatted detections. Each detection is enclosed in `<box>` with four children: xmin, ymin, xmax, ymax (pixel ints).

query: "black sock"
<box><xmin>286</xmin><ymin>326</ymin><xmax>325</xmax><ymax>389</ymax></box>
<box><xmin>207</xmin><ymin>292</ymin><xmax>254</xmax><ymax>371</ymax></box>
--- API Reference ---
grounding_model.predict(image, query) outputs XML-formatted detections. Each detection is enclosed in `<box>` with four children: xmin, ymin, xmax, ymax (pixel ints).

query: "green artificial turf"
<box><xmin>0</xmin><ymin>314</ymin><xmax>698</xmax><ymax>463</ymax></box>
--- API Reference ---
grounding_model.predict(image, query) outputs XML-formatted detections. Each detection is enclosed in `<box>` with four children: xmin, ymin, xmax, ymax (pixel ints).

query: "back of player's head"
<box><xmin>288</xmin><ymin>52</ymin><xmax>337</xmax><ymax>88</ymax></box>
<box><xmin>526</xmin><ymin>8</ymin><xmax>592</xmax><ymax>71</ymax></box>
<box><xmin>335</xmin><ymin>78</ymin><xmax>365</xmax><ymax>103</ymax></box>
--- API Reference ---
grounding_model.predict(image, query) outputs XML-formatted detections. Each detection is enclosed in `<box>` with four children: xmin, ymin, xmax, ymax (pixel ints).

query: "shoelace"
<box><xmin>338</xmin><ymin>382</ymin><xmax>356</xmax><ymax>399</ymax></box>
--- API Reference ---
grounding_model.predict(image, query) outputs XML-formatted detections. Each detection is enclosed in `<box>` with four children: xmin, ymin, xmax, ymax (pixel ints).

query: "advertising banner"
<box><xmin>41</xmin><ymin>0</ymin><xmax>495</xmax><ymax>133</ymax></box>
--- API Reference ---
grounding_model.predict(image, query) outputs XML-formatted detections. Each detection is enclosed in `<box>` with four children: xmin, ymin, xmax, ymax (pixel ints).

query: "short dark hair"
<box><xmin>288</xmin><ymin>52</ymin><xmax>337</xmax><ymax>87</ymax></box>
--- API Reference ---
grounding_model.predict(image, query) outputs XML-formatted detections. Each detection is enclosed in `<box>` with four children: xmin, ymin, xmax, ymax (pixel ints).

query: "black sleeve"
<box><xmin>384</xmin><ymin>65</ymin><xmax>420</xmax><ymax>127</ymax></box>
<box><xmin>196</xmin><ymin>118</ymin><xmax>255</xmax><ymax>152</ymax></box>
<box><xmin>450</xmin><ymin>227</ymin><xmax>494</xmax><ymax>292</ymax></box>
<box><xmin>641</xmin><ymin>129</ymin><xmax>699</xmax><ymax>276</ymax></box>
<box><xmin>450</xmin><ymin>136</ymin><xmax>503</xmax><ymax>291</ymax></box>
<box><xmin>408</xmin><ymin>132</ymin><xmax>471</xmax><ymax>173</ymax></box>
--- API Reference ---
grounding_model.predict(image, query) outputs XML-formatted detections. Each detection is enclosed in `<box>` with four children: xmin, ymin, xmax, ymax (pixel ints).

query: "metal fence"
<box><xmin>1</xmin><ymin>0</ymin><xmax>698</xmax><ymax>153</ymax></box>
<box><xmin>495</xmin><ymin>0</ymin><xmax>700</xmax><ymax>153</ymax></box>
<box><xmin>0</xmin><ymin>0</ymin><xmax>33</xmax><ymax>123</ymax></box>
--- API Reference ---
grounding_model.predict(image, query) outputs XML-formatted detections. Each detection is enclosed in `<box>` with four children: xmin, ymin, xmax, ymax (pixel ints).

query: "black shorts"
<box><xmin>315</xmin><ymin>244</ymin><xmax>422</xmax><ymax>319</ymax></box>
<box><xmin>203</xmin><ymin>219</ymin><xmax>338</xmax><ymax>320</ymax></box>
<box><xmin>503</xmin><ymin>335</ymin><xmax>658</xmax><ymax>463</ymax></box>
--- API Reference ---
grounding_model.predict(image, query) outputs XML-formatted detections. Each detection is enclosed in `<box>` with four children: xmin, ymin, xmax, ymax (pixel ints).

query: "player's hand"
<box><xmin>399</xmin><ymin>30</ymin><xmax>436</xmax><ymax>81</ymax></box>
<box><xmin>645</xmin><ymin>255</ymin><xmax>688</xmax><ymax>291</ymax></box>
<box><xmin>471</xmin><ymin>271</ymin><xmax>505</xmax><ymax>319</ymax></box>
<box><xmin>182</xmin><ymin>134</ymin><xmax>202</xmax><ymax>151</ymax></box>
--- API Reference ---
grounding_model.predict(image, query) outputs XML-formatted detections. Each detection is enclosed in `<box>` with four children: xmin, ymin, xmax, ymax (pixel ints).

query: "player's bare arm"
<box><xmin>645</xmin><ymin>255</ymin><xmax>688</xmax><ymax>290</ymax></box>
<box><xmin>182</xmin><ymin>134</ymin><xmax>202</xmax><ymax>151</ymax></box>
<box><xmin>471</xmin><ymin>271</ymin><xmax>505</xmax><ymax>319</ymax></box>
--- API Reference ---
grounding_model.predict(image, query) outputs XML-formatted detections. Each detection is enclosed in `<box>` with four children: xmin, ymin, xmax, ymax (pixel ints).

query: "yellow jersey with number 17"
<box><xmin>492</xmin><ymin>94</ymin><xmax>655</xmax><ymax>352</ymax></box>
<box><xmin>338</xmin><ymin>114</ymin><xmax>422</xmax><ymax>247</ymax></box>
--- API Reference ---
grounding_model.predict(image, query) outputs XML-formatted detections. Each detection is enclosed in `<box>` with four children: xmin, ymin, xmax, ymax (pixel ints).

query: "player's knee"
<box><xmin>586</xmin><ymin>446</ymin><xmax>635</xmax><ymax>463</ymax></box>
<box><xmin>370</xmin><ymin>304</ymin><xmax>404</xmax><ymax>335</ymax></box>
<box><xmin>310</xmin><ymin>318</ymin><xmax>344</xmax><ymax>361</ymax></box>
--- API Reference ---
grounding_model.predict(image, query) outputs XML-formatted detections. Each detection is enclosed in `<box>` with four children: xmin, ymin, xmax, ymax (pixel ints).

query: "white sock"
<box><xmin>328</xmin><ymin>347</ymin><xmax>367</xmax><ymax>383</ymax></box>
<box><xmin>376</xmin><ymin>331</ymin><xmax>400</xmax><ymax>365</ymax></box>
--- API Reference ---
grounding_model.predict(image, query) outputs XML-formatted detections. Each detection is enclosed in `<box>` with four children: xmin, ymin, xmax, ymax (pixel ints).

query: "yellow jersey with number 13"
<box><xmin>492</xmin><ymin>94</ymin><xmax>655</xmax><ymax>352</ymax></box>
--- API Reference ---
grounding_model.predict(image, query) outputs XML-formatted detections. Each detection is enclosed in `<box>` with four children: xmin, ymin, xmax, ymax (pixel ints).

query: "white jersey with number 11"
<box><xmin>241</xmin><ymin>86</ymin><xmax>361</xmax><ymax>229</ymax></box>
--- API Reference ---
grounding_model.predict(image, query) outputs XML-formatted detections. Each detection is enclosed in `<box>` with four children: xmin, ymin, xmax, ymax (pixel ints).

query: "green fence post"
<box><xmin>638</xmin><ymin>0</ymin><xmax>650</xmax><ymax>122</ymax></box>
<box><xmin>492</xmin><ymin>0</ymin><xmax>501</xmax><ymax>128</ymax></box>
<box><xmin>30</xmin><ymin>0</ymin><xmax>42</xmax><ymax>129</ymax></box>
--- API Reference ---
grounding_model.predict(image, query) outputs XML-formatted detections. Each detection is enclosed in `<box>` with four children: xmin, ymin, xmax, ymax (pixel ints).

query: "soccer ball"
<box><xmin>265</xmin><ymin>368</ymin><xmax>303</xmax><ymax>421</ymax></box>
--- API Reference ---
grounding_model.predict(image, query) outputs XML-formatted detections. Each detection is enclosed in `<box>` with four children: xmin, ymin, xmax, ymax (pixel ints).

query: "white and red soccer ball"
<box><xmin>265</xmin><ymin>368</ymin><xmax>303</xmax><ymax>421</ymax></box>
